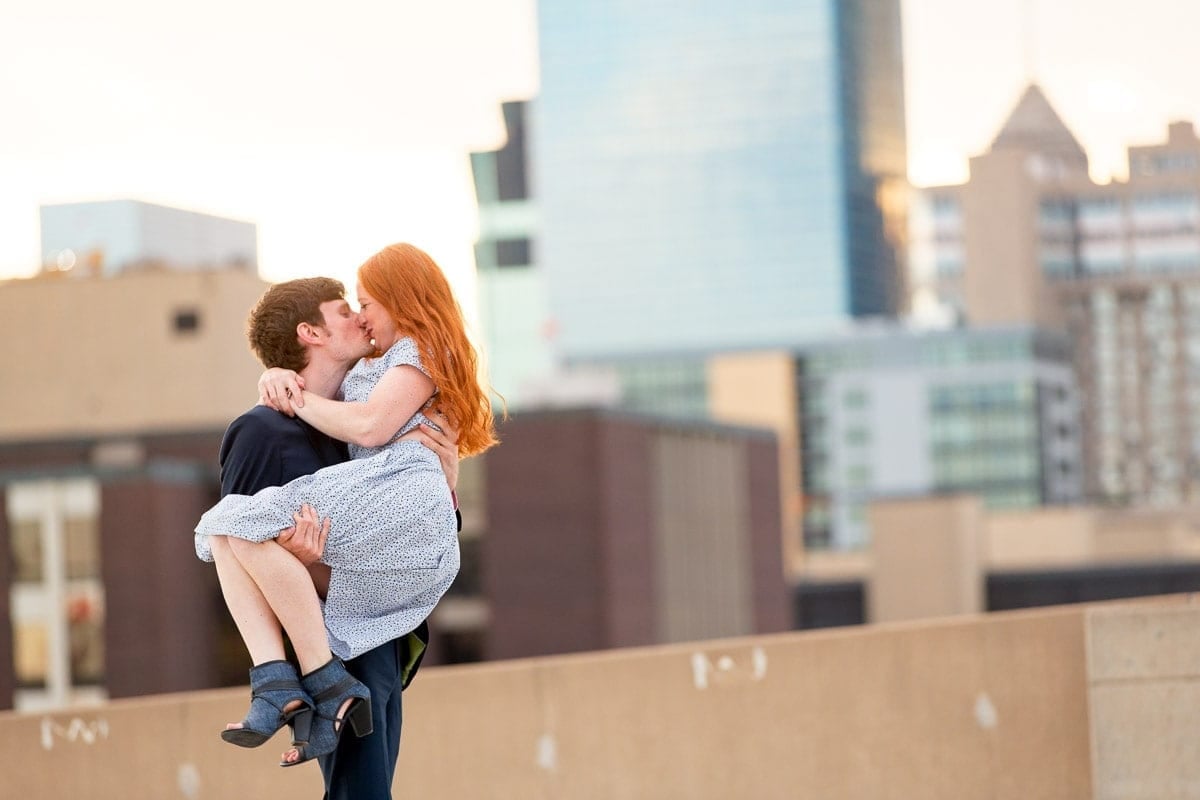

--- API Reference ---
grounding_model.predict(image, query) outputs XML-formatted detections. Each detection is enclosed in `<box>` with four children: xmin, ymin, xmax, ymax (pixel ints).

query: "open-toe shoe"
<box><xmin>221</xmin><ymin>659</ymin><xmax>313</xmax><ymax>748</ymax></box>
<box><xmin>280</xmin><ymin>658</ymin><xmax>372</xmax><ymax>767</ymax></box>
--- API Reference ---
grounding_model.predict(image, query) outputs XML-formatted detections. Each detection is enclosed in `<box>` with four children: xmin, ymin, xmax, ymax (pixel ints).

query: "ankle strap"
<box><xmin>310</xmin><ymin>675</ymin><xmax>360</xmax><ymax>704</ymax></box>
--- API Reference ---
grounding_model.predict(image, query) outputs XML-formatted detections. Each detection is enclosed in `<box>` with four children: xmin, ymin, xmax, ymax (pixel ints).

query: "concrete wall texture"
<box><xmin>3</xmin><ymin>595</ymin><xmax>1196</xmax><ymax>799</ymax></box>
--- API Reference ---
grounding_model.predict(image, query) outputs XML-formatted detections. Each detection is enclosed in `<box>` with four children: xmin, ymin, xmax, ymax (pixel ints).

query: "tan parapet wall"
<box><xmin>1087</xmin><ymin>600</ymin><xmax>1200</xmax><ymax>798</ymax></box>
<box><xmin>8</xmin><ymin>597</ymin><xmax>1196</xmax><ymax>799</ymax></box>
<box><xmin>29</xmin><ymin>599</ymin><xmax>1200</xmax><ymax>799</ymax></box>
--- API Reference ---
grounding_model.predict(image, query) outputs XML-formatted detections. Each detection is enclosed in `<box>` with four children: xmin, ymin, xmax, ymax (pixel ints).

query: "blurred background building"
<box><xmin>470</xmin><ymin>100</ymin><xmax>559</xmax><ymax>407</ymax></box>
<box><xmin>913</xmin><ymin>85</ymin><xmax>1200</xmax><ymax>508</ymax></box>
<box><xmin>7</xmin><ymin>0</ymin><xmax>1200</xmax><ymax>729</ymax></box>
<box><xmin>0</xmin><ymin>264</ymin><xmax>268</xmax><ymax>711</ymax></box>
<box><xmin>533</xmin><ymin>0</ymin><xmax>908</xmax><ymax>361</ymax></box>
<box><xmin>0</xmin><ymin>198</ymin><xmax>793</xmax><ymax>709</ymax></box>
<box><xmin>40</xmin><ymin>199</ymin><xmax>258</xmax><ymax>278</ymax></box>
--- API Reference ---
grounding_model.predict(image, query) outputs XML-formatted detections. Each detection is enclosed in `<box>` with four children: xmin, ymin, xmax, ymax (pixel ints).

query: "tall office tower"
<box><xmin>471</xmin><ymin>101</ymin><xmax>555</xmax><ymax>406</ymax></box>
<box><xmin>40</xmin><ymin>199</ymin><xmax>257</xmax><ymax>277</ymax></box>
<box><xmin>534</xmin><ymin>0</ymin><xmax>908</xmax><ymax>360</ymax></box>
<box><xmin>913</xmin><ymin>84</ymin><xmax>1200</xmax><ymax>505</ymax></box>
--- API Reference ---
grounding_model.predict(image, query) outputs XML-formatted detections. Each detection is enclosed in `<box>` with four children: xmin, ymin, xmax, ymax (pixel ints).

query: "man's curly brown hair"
<box><xmin>247</xmin><ymin>277</ymin><xmax>346</xmax><ymax>371</ymax></box>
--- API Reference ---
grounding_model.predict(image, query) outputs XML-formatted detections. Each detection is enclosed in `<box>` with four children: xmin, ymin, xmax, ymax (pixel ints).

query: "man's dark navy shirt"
<box><xmin>219</xmin><ymin>405</ymin><xmax>348</xmax><ymax>498</ymax></box>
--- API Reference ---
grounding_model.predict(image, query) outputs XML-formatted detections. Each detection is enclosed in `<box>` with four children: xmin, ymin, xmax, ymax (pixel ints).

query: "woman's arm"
<box><xmin>294</xmin><ymin>364</ymin><xmax>435</xmax><ymax>448</ymax></box>
<box><xmin>259</xmin><ymin>369</ymin><xmax>305</xmax><ymax>416</ymax></box>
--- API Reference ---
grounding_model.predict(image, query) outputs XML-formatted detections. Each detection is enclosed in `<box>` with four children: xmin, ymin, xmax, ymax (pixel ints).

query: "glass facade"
<box><xmin>797</xmin><ymin>328</ymin><xmax>1080</xmax><ymax>549</ymax></box>
<box><xmin>39</xmin><ymin>200</ymin><xmax>257</xmax><ymax>276</ymax></box>
<box><xmin>471</xmin><ymin>101</ymin><xmax>554</xmax><ymax>407</ymax></box>
<box><xmin>613</xmin><ymin>357</ymin><xmax>709</xmax><ymax>420</ymax></box>
<box><xmin>1035</xmin><ymin>190</ymin><xmax>1200</xmax><ymax>280</ymax></box>
<box><xmin>534</xmin><ymin>0</ymin><xmax>907</xmax><ymax>360</ymax></box>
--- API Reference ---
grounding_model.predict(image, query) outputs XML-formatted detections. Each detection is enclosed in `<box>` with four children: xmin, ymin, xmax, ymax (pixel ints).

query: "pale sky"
<box><xmin>3</xmin><ymin>0</ymin><xmax>1199</xmax><ymax>307</ymax></box>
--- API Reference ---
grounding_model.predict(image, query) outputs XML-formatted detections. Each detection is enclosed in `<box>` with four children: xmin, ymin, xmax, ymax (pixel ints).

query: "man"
<box><xmin>218</xmin><ymin>276</ymin><xmax>458</xmax><ymax>799</ymax></box>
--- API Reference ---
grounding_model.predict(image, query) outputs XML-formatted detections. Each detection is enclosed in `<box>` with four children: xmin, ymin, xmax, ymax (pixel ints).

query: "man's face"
<box><xmin>317</xmin><ymin>299</ymin><xmax>373</xmax><ymax>364</ymax></box>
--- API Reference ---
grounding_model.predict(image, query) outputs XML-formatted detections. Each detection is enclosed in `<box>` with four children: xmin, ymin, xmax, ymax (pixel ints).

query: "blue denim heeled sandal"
<box><xmin>221</xmin><ymin>660</ymin><xmax>313</xmax><ymax>748</ymax></box>
<box><xmin>280</xmin><ymin>658</ymin><xmax>372</xmax><ymax>767</ymax></box>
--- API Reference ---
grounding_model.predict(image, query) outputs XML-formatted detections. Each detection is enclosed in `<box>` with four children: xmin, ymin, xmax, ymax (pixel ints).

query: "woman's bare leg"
<box><xmin>211</xmin><ymin>535</ymin><xmax>311</xmax><ymax>733</ymax></box>
<box><xmin>221</xmin><ymin>535</ymin><xmax>353</xmax><ymax>764</ymax></box>
<box><xmin>225</xmin><ymin>536</ymin><xmax>332</xmax><ymax>674</ymax></box>
<box><xmin>210</xmin><ymin>536</ymin><xmax>287</xmax><ymax>664</ymax></box>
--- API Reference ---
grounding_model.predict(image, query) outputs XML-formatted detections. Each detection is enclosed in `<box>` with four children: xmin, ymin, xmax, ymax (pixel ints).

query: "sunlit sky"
<box><xmin>3</xmin><ymin>0</ymin><xmax>1200</xmax><ymax>307</ymax></box>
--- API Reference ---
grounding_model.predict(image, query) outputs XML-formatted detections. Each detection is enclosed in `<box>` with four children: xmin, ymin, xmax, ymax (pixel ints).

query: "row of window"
<box><xmin>802</xmin><ymin>339</ymin><xmax>1034</xmax><ymax>378</ymax></box>
<box><xmin>8</xmin><ymin>481</ymin><xmax>106</xmax><ymax>707</ymax></box>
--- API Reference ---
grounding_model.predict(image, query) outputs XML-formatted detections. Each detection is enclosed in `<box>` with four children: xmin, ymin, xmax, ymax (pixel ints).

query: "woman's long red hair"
<box><xmin>358</xmin><ymin>243</ymin><xmax>498</xmax><ymax>457</ymax></box>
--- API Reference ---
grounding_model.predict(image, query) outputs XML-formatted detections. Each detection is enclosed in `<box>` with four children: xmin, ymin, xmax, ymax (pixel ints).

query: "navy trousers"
<box><xmin>318</xmin><ymin>638</ymin><xmax>404</xmax><ymax>800</ymax></box>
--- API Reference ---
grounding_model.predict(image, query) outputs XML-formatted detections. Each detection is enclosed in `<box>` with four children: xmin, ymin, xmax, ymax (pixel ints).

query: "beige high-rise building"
<box><xmin>913</xmin><ymin>84</ymin><xmax>1200</xmax><ymax>506</ymax></box>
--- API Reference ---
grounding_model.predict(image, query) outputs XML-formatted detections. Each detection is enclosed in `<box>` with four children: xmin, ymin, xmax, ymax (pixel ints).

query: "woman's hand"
<box><xmin>259</xmin><ymin>368</ymin><xmax>306</xmax><ymax>416</ymax></box>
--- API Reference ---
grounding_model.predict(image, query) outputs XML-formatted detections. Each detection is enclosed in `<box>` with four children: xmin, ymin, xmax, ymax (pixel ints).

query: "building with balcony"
<box><xmin>912</xmin><ymin>84</ymin><xmax>1200</xmax><ymax>505</ymax></box>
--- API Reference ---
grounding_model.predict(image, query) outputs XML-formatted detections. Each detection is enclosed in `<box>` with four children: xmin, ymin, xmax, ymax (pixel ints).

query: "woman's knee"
<box><xmin>209</xmin><ymin>535</ymin><xmax>232</xmax><ymax>559</ymax></box>
<box><xmin>226</xmin><ymin>536</ymin><xmax>263</xmax><ymax>559</ymax></box>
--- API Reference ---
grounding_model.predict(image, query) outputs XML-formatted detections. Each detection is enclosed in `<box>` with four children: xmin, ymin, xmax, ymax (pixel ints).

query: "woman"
<box><xmin>195</xmin><ymin>243</ymin><xmax>497</xmax><ymax>766</ymax></box>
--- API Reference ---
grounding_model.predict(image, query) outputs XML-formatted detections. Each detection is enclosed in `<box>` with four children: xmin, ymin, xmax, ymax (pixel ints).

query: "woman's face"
<box><xmin>356</xmin><ymin>281</ymin><xmax>398</xmax><ymax>352</ymax></box>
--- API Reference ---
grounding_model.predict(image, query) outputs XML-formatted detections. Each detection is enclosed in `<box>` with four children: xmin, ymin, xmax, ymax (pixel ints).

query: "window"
<box><xmin>64</xmin><ymin>517</ymin><xmax>100</xmax><ymax>580</ymax></box>
<box><xmin>494</xmin><ymin>238</ymin><xmax>532</xmax><ymax>268</ymax></box>
<box><xmin>845</xmin><ymin>464</ymin><xmax>871</xmax><ymax>488</ymax></box>
<box><xmin>495</xmin><ymin>102</ymin><xmax>529</xmax><ymax>201</ymax></box>
<box><xmin>10</xmin><ymin>519</ymin><xmax>43</xmax><ymax>583</ymax></box>
<box><xmin>843</xmin><ymin>387</ymin><xmax>868</xmax><ymax>410</ymax></box>
<box><xmin>844</xmin><ymin>427</ymin><xmax>870</xmax><ymax>447</ymax></box>
<box><xmin>7</xmin><ymin>479</ymin><xmax>106</xmax><ymax>708</ymax></box>
<box><xmin>173</xmin><ymin>308</ymin><xmax>201</xmax><ymax>334</ymax></box>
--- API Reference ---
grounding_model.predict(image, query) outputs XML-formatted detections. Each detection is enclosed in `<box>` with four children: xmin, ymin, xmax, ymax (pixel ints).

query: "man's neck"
<box><xmin>296</xmin><ymin>359</ymin><xmax>352</xmax><ymax>401</ymax></box>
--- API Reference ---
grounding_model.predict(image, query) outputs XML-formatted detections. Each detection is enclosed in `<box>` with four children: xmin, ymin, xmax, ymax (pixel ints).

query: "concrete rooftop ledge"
<box><xmin>3</xmin><ymin>595</ymin><xmax>1196</xmax><ymax>799</ymax></box>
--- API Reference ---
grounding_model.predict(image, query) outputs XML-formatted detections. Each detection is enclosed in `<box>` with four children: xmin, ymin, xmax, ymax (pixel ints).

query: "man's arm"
<box><xmin>400</xmin><ymin>413</ymin><xmax>459</xmax><ymax>491</ymax></box>
<box><xmin>276</xmin><ymin>504</ymin><xmax>332</xmax><ymax>597</ymax></box>
<box><xmin>399</xmin><ymin>413</ymin><xmax>463</xmax><ymax>531</ymax></box>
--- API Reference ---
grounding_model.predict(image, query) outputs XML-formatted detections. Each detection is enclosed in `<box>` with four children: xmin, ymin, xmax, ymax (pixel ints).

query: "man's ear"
<box><xmin>296</xmin><ymin>322</ymin><xmax>324</xmax><ymax>345</ymax></box>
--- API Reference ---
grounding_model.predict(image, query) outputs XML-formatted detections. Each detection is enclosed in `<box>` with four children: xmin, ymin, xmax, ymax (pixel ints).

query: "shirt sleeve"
<box><xmin>381</xmin><ymin>337</ymin><xmax>430</xmax><ymax>378</ymax></box>
<box><xmin>219</xmin><ymin>413</ymin><xmax>282</xmax><ymax>496</ymax></box>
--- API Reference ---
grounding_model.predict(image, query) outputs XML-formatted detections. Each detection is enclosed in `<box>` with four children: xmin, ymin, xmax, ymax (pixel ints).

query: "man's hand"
<box><xmin>276</xmin><ymin>503</ymin><xmax>329</xmax><ymax>566</ymax></box>
<box><xmin>400</xmin><ymin>411</ymin><xmax>460</xmax><ymax>491</ymax></box>
<box><xmin>259</xmin><ymin>368</ymin><xmax>306</xmax><ymax>417</ymax></box>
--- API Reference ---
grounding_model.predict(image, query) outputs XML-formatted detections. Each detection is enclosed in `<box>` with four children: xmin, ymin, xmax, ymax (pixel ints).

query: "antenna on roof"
<box><xmin>1021</xmin><ymin>0</ymin><xmax>1038</xmax><ymax>83</ymax></box>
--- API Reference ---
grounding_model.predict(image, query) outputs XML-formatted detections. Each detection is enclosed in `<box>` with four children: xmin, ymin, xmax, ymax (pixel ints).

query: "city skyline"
<box><xmin>2</xmin><ymin>0</ymin><xmax>1199</xmax><ymax>307</ymax></box>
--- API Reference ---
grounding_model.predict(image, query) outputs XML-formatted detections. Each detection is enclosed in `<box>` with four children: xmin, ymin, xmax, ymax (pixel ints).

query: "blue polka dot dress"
<box><xmin>195</xmin><ymin>338</ymin><xmax>459</xmax><ymax>660</ymax></box>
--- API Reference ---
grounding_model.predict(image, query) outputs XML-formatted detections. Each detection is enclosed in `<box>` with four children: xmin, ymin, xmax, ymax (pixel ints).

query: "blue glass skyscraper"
<box><xmin>534</xmin><ymin>0</ymin><xmax>907</xmax><ymax>359</ymax></box>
